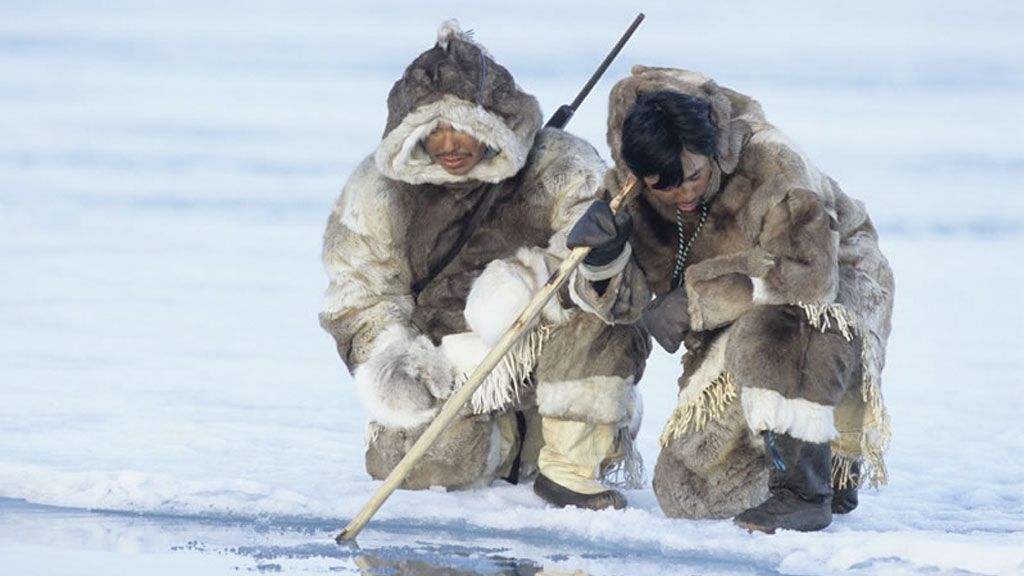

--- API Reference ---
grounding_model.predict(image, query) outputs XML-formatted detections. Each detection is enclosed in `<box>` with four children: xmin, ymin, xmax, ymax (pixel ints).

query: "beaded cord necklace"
<box><xmin>670</xmin><ymin>202</ymin><xmax>708</xmax><ymax>288</ymax></box>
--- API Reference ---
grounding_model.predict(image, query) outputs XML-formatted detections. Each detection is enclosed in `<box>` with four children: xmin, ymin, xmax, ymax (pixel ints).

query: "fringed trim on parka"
<box><xmin>659</xmin><ymin>372</ymin><xmax>738</xmax><ymax>446</ymax></box>
<box><xmin>801</xmin><ymin>302</ymin><xmax>891</xmax><ymax>489</ymax></box>
<box><xmin>659</xmin><ymin>330</ymin><xmax>737</xmax><ymax>445</ymax></box>
<box><xmin>452</xmin><ymin>324</ymin><xmax>552</xmax><ymax>415</ymax></box>
<box><xmin>602</xmin><ymin>425</ymin><xmax>646</xmax><ymax>490</ymax></box>
<box><xmin>663</xmin><ymin>327</ymin><xmax>737</xmax><ymax>444</ymax></box>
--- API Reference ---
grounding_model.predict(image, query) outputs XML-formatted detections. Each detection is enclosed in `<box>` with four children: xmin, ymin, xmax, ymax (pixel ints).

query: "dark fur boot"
<box><xmin>734</xmin><ymin>431</ymin><xmax>833</xmax><ymax>534</ymax></box>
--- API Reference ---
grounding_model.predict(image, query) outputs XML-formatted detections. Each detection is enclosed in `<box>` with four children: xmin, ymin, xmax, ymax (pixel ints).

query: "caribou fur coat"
<box><xmin>571</xmin><ymin>66</ymin><xmax>895</xmax><ymax>517</ymax></box>
<box><xmin>319</xmin><ymin>22</ymin><xmax>648</xmax><ymax>489</ymax></box>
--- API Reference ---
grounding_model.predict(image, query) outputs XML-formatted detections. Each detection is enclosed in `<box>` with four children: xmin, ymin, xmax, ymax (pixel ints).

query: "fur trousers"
<box><xmin>364</xmin><ymin>310</ymin><xmax>650</xmax><ymax>490</ymax></box>
<box><xmin>654</xmin><ymin>304</ymin><xmax>872</xmax><ymax>519</ymax></box>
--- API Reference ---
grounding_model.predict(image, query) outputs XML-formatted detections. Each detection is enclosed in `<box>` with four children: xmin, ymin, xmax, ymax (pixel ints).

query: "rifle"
<box><xmin>336</xmin><ymin>14</ymin><xmax>645</xmax><ymax>544</ymax></box>
<box><xmin>545</xmin><ymin>12</ymin><xmax>645</xmax><ymax>129</ymax></box>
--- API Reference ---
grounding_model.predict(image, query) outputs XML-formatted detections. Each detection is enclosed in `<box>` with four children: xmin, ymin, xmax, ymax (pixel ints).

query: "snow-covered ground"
<box><xmin>2</xmin><ymin>1</ymin><xmax>1023</xmax><ymax>574</ymax></box>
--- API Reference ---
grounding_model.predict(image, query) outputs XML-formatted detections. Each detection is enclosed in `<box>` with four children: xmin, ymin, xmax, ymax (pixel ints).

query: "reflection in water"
<box><xmin>352</xmin><ymin>543</ymin><xmax>543</xmax><ymax>575</ymax></box>
<box><xmin>352</xmin><ymin>546</ymin><xmax>597</xmax><ymax>575</ymax></box>
<box><xmin>236</xmin><ymin>538</ymin><xmax>551</xmax><ymax>575</ymax></box>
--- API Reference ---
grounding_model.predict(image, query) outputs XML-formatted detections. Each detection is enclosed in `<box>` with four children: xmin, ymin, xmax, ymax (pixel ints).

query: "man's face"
<box><xmin>423</xmin><ymin>122</ymin><xmax>487</xmax><ymax>175</ymax></box>
<box><xmin>643</xmin><ymin>151</ymin><xmax>712</xmax><ymax>213</ymax></box>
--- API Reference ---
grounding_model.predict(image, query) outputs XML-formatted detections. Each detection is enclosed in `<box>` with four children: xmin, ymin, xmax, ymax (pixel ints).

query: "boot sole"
<box><xmin>733</xmin><ymin>515</ymin><xmax>831</xmax><ymax>534</ymax></box>
<box><xmin>533</xmin><ymin>474</ymin><xmax>626</xmax><ymax>511</ymax></box>
<box><xmin>734</xmin><ymin>518</ymin><xmax>777</xmax><ymax>535</ymax></box>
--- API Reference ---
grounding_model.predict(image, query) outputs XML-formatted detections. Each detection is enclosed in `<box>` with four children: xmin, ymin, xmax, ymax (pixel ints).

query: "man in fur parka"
<box><xmin>318</xmin><ymin>21</ymin><xmax>649</xmax><ymax>510</ymax></box>
<box><xmin>567</xmin><ymin>66</ymin><xmax>894</xmax><ymax>532</ymax></box>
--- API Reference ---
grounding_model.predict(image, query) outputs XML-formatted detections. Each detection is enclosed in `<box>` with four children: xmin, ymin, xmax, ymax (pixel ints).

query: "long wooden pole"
<box><xmin>336</xmin><ymin>177</ymin><xmax>641</xmax><ymax>543</ymax></box>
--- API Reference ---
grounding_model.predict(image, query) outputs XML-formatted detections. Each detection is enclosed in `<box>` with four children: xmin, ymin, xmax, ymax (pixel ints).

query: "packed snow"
<box><xmin>1</xmin><ymin>1</ymin><xmax>1022</xmax><ymax>574</ymax></box>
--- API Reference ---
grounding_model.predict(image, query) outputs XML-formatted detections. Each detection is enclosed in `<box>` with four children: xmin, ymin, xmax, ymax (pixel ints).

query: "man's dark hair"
<box><xmin>621</xmin><ymin>91</ymin><xmax>718</xmax><ymax>189</ymax></box>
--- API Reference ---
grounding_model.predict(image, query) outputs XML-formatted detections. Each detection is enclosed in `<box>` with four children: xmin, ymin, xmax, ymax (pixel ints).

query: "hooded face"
<box><xmin>422</xmin><ymin>122</ymin><xmax>487</xmax><ymax>175</ymax></box>
<box><xmin>643</xmin><ymin>150</ymin><xmax>712</xmax><ymax>213</ymax></box>
<box><xmin>374</xmin><ymin>21</ymin><xmax>542</xmax><ymax>186</ymax></box>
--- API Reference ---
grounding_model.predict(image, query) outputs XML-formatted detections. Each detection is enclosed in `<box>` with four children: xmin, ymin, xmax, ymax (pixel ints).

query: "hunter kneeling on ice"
<box><xmin>566</xmin><ymin>66</ymin><xmax>895</xmax><ymax>533</ymax></box>
<box><xmin>318</xmin><ymin>22</ymin><xmax>649</xmax><ymax>510</ymax></box>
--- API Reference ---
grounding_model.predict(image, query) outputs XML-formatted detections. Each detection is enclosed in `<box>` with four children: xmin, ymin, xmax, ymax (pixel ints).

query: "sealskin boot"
<box><xmin>734</xmin><ymin>431</ymin><xmax>833</xmax><ymax>534</ymax></box>
<box><xmin>533</xmin><ymin>473</ymin><xmax>626</xmax><ymax>511</ymax></box>
<box><xmin>533</xmin><ymin>418</ymin><xmax>626</xmax><ymax>511</ymax></box>
<box><xmin>831</xmin><ymin>459</ymin><xmax>859</xmax><ymax>515</ymax></box>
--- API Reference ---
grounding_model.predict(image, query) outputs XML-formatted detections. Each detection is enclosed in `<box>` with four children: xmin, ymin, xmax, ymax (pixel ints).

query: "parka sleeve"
<box><xmin>684</xmin><ymin>186</ymin><xmax>839</xmax><ymax>332</ymax></box>
<box><xmin>563</xmin><ymin>169</ymin><xmax>652</xmax><ymax>325</ymax></box>
<box><xmin>530</xmin><ymin>132</ymin><xmax>650</xmax><ymax>326</ymax></box>
<box><xmin>318</xmin><ymin>158</ymin><xmax>416</xmax><ymax>372</ymax></box>
<box><xmin>567</xmin><ymin>250</ymin><xmax>651</xmax><ymax>324</ymax></box>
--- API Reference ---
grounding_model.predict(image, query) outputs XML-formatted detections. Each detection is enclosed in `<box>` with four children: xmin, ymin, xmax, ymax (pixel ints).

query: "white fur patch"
<box><xmin>436</xmin><ymin>19</ymin><xmax>463</xmax><ymax>50</ymax></box>
<box><xmin>465</xmin><ymin>248</ymin><xmax>569</xmax><ymax>346</ymax></box>
<box><xmin>513</xmin><ymin>247</ymin><xmax>572</xmax><ymax>325</ymax></box>
<box><xmin>626</xmin><ymin>389</ymin><xmax>643</xmax><ymax>438</ymax></box>
<box><xmin>740</xmin><ymin>387</ymin><xmax>837</xmax><ymax>443</ymax></box>
<box><xmin>376</xmin><ymin>95</ymin><xmax>530</xmax><ymax>185</ymax></box>
<box><xmin>479</xmin><ymin>417</ymin><xmax>506</xmax><ymax>484</ymax></box>
<box><xmin>440</xmin><ymin>331</ymin><xmax>490</xmax><ymax>376</ymax></box>
<box><xmin>750</xmin><ymin>277</ymin><xmax>772</xmax><ymax>305</ymax></box>
<box><xmin>352</xmin><ymin>325</ymin><xmax>450</xmax><ymax>429</ymax></box>
<box><xmin>536</xmin><ymin>376</ymin><xmax>636</xmax><ymax>424</ymax></box>
<box><xmin>435</xmin><ymin>19</ymin><xmax>492</xmax><ymax>59</ymax></box>
<box><xmin>465</xmin><ymin>259</ymin><xmax>534</xmax><ymax>346</ymax></box>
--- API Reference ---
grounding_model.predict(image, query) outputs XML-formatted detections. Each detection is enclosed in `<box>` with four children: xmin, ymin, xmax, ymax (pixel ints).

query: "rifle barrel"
<box><xmin>568</xmin><ymin>12</ymin><xmax>645</xmax><ymax>111</ymax></box>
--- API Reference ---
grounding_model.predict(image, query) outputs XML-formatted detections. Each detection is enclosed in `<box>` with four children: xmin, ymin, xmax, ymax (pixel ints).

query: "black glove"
<box><xmin>566</xmin><ymin>200</ymin><xmax>632</xmax><ymax>267</ymax></box>
<box><xmin>640</xmin><ymin>287</ymin><xmax>690</xmax><ymax>353</ymax></box>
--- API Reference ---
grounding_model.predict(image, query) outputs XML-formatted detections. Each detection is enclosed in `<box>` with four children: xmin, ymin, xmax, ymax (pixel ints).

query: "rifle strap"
<box><xmin>411</xmin><ymin>182</ymin><xmax>501</xmax><ymax>297</ymax></box>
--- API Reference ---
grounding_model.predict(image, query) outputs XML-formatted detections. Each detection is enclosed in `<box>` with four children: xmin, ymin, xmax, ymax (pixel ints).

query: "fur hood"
<box><xmin>604</xmin><ymin>65</ymin><xmax>766</xmax><ymax>204</ymax></box>
<box><xmin>375</xmin><ymin>20</ymin><xmax>543</xmax><ymax>186</ymax></box>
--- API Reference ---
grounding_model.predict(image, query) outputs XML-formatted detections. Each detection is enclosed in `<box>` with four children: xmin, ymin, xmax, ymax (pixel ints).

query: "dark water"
<box><xmin>0</xmin><ymin>498</ymin><xmax>776</xmax><ymax>575</ymax></box>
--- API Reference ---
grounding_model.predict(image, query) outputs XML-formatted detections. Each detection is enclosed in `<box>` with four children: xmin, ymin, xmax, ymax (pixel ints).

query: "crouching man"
<box><xmin>567</xmin><ymin>66</ymin><xmax>894</xmax><ymax>532</ymax></box>
<box><xmin>319</xmin><ymin>22</ymin><xmax>649</xmax><ymax>510</ymax></box>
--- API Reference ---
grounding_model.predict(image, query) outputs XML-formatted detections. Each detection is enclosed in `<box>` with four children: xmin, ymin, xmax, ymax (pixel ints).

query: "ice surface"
<box><xmin>1</xmin><ymin>1</ymin><xmax>1023</xmax><ymax>574</ymax></box>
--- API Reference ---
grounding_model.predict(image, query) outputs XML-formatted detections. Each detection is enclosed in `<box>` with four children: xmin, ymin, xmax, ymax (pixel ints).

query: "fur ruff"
<box><xmin>376</xmin><ymin>95</ymin><xmax>530</xmax><ymax>185</ymax></box>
